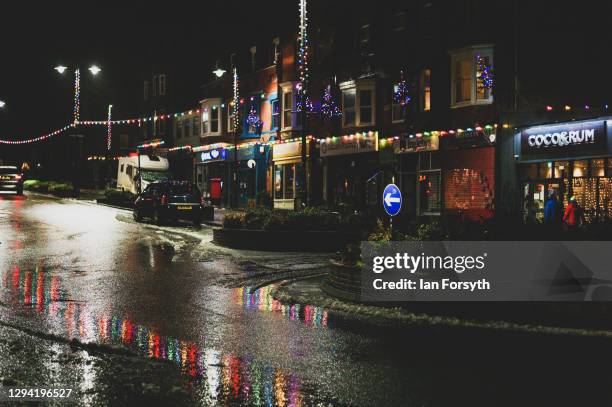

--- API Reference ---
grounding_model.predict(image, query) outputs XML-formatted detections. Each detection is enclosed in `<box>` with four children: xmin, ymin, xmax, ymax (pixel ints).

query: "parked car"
<box><xmin>0</xmin><ymin>166</ymin><xmax>24</xmax><ymax>195</ymax></box>
<box><xmin>133</xmin><ymin>181</ymin><xmax>204</xmax><ymax>226</ymax></box>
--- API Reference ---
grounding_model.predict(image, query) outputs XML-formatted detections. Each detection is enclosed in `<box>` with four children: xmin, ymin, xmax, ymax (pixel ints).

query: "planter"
<box><xmin>213</xmin><ymin>228</ymin><xmax>358</xmax><ymax>252</ymax></box>
<box><xmin>321</xmin><ymin>259</ymin><xmax>362</xmax><ymax>302</ymax></box>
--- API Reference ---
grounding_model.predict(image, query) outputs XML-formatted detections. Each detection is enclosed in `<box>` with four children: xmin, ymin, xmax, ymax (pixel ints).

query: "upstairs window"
<box><xmin>271</xmin><ymin>99</ymin><xmax>280</xmax><ymax>129</ymax></box>
<box><xmin>282</xmin><ymin>91</ymin><xmax>293</xmax><ymax>130</ymax></box>
<box><xmin>421</xmin><ymin>69</ymin><xmax>431</xmax><ymax>111</ymax></box>
<box><xmin>143</xmin><ymin>81</ymin><xmax>149</xmax><ymax>101</ymax></box>
<box><xmin>341</xmin><ymin>80</ymin><xmax>375</xmax><ymax>128</ymax></box>
<box><xmin>158</xmin><ymin>74</ymin><xmax>166</xmax><ymax>96</ymax></box>
<box><xmin>392</xmin><ymin>84</ymin><xmax>405</xmax><ymax>123</ymax></box>
<box><xmin>342</xmin><ymin>89</ymin><xmax>356</xmax><ymax>126</ymax></box>
<box><xmin>451</xmin><ymin>47</ymin><xmax>493</xmax><ymax>107</ymax></box>
<box><xmin>359</xmin><ymin>90</ymin><xmax>373</xmax><ymax>125</ymax></box>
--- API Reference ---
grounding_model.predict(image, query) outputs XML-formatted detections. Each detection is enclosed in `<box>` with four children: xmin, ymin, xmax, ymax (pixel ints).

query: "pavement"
<box><xmin>2</xmin><ymin>192</ymin><xmax>612</xmax><ymax>406</ymax></box>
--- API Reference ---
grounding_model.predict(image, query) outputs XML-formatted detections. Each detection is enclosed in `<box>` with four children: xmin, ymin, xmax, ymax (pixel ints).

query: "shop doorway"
<box><xmin>523</xmin><ymin>181</ymin><xmax>566</xmax><ymax>223</ymax></box>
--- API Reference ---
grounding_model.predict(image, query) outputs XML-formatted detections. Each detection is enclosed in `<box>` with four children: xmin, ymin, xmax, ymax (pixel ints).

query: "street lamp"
<box><xmin>213</xmin><ymin>61</ymin><xmax>226</xmax><ymax>78</ymax></box>
<box><xmin>54</xmin><ymin>65</ymin><xmax>68</xmax><ymax>74</ymax></box>
<box><xmin>88</xmin><ymin>65</ymin><xmax>101</xmax><ymax>76</ymax></box>
<box><xmin>0</xmin><ymin>100</ymin><xmax>5</xmax><ymax>108</ymax></box>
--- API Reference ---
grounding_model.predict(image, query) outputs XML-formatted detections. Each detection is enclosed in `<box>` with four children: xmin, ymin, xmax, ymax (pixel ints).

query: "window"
<box><xmin>421</xmin><ymin>69</ymin><xmax>431</xmax><ymax>111</ymax></box>
<box><xmin>391</xmin><ymin>85</ymin><xmax>405</xmax><ymax>123</ymax></box>
<box><xmin>341</xmin><ymin>80</ymin><xmax>375</xmax><ymax>127</ymax></box>
<box><xmin>592</xmin><ymin>159</ymin><xmax>605</xmax><ymax>177</ymax></box>
<box><xmin>192</xmin><ymin>116</ymin><xmax>200</xmax><ymax>137</ymax></box>
<box><xmin>158</xmin><ymin>74</ymin><xmax>166</xmax><ymax>96</ymax></box>
<box><xmin>573</xmin><ymin>160</ymin><xmax>588</xmax><ymax>177</ymax></box>
<box><xmin>359</xmin><ymin>24</ymin><xmax>371</xmax><ymax>57</ymax></box>
<box><xmin>393</xmin><ymin>11</ymin><xmax>406</xmax><ymax>32</ymax></box>
<box><xmin>120</xmin><ymin>164</ymin><xmax>124</xmax><ymax>173</ymax></box>
<box><xmin>342</xmin><ymin>89</ymin><xmax>356</xmax><ymax>126</ymax></box>
<box><xmin>271</xmin><ymin>99</ymin><xmax>280</xmax><ymax>129</ymax></box>
<box><xmin>274</xmin><ymin>164</ymin><xmax>297</xmax><ymax>200</ymax></box>
<box><xmin>451</xmin><ymin>47</ymin><xmax>494</xmax><ymax>107</ymax></box>
<box><xmin>152</xmin><ymin>76</ymin><xmax>157</xmax><ymax>97</ymax></box>
<box><xmin>210</xmin><ymin>106</ymin><xmax>219</xmax><ymax>133</ymax></box>
<box><xmin>282</xmin><ymin>91</ymin><xmax>293</xmax><ymax>129</ymax></box>
<box><xmin>143</xmin><ymin>81</ymin><xmax>149</xmax><ymax>101</ymax></box>
<box><xmin>419</xmin><ymin>171</ymin><xmax>441</xmax><ymax>213</ymax></box>
<box><xmin>359</xmin><ymin>90</ymin><xmax>373</xmax><ymax>124</ymax></box>
<box><xmin>126</xmin><ymin>165</ymin><xmax>133</xmax><ymax>177</ymax></box>
<box><xmin>184</xmin><ymin>118</ymin><xmax>191</xmax><ymax>138</ymax></box>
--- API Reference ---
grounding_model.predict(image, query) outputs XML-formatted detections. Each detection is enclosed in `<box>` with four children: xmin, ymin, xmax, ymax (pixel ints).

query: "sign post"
<box><xmin>383</xmin><ymin>183</ymin><xmax>402</xmax><ymax>237</ymax></box>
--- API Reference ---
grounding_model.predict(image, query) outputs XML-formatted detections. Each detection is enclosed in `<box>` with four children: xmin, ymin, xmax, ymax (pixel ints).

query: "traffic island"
<box><xmin>212</xmin><ymin>207</ymin><xmax>364</xmax><ymax>252</ymax></box>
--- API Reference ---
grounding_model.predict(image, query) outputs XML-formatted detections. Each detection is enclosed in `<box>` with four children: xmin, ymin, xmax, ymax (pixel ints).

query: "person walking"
<box><xmin>544</xmin><ymin>191</ymin><xmax>561</xmax><ymax>225</ymax></box>
<box><xmin>563</xmin><ymin>196</ymin><xmax>585</xmax><ymax>232</ymax></box>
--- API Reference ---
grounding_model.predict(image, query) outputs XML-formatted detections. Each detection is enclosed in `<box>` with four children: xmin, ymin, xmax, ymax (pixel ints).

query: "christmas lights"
<box><xmin>73</xmin><ymin>69</ymin><xmax>81</xmax><ymax>124</ymax></box>
<box><xmin>320</xmin><ymin>85</ymin><xmax>341</xmax><ymax>118</ymax></box>
<box><xmin>393</xmin><ymin>71</ymin><xmax>411</xmax><ymax>106</ymax></box>
<box><xmin>476</xmin><ymin>55</ymin><xmax>493</xmax><ymax>90</ymax></box>
<box><xmin>246</xmin><ymin>102</ymin><xmax>263</xmax><ymax>128</ymax></box>
<box><xmin>296</xmin><ymin>0</ymin><xmax>311</xmax><ymax>112</ymax></box>
<box><xmin>0</xmin><ymin>124</ymin><xmax>73</xmax><ymax>145</ymax></box>
<box><xmin>233</xmin><ymin>67</ymin><xmax>240</xmax><ymax>132</ymax></box>
<box><xmin>106</xmin><ymin>104</ymin><xmax>113</xmax><ymax>151</ymax></box>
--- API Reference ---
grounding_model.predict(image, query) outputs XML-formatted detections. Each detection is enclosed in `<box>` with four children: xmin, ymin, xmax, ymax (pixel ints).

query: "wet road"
<box><xmin>2</xmin><ymin>193</ymin><xmax>612</xmax><ymax>406</ymax></box>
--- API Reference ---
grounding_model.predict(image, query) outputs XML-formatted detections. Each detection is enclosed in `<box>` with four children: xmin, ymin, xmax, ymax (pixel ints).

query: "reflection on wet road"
<box><xmin>4</xmin><ymin>194</ymin><xmax>612</xmax><ymax>406</ymax></box>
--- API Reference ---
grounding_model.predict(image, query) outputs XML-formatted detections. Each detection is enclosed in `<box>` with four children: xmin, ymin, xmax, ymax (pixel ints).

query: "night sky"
<box><xmin>0</xmin><ymin>1</ymin><xmax>610</xmax><ymax>148</ymax></box>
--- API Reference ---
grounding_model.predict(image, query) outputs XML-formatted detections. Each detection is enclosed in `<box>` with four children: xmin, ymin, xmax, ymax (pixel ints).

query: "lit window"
<box><xmin>359</xmin><ymin>90</ymin><xmax>373</xmax><ymax>124</ymax></box>
<box><xmin>421</xmin><ymin>69</ymin><xmax>431</xmax><ymax>111</ymax></box>
<box><xmin>392</xmin><ymin>85</ymin><xmax>405</xmax><ymax>123</ymax></box>
<box><xmin>450</xmin><ymin>47</ymin><xmax>493</xmax><ymax>107</ymax></box>
<box><xmin>341</xmin><ymin>81</ymin><xmax>375</xmax><ymax>128</ymax></box>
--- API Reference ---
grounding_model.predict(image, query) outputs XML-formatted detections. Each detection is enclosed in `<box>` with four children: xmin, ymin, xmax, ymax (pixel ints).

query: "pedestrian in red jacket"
<box><xmin>563</xmin><ymin>196</ymin><xmax>585</xmax><ymax>230</ymax></box>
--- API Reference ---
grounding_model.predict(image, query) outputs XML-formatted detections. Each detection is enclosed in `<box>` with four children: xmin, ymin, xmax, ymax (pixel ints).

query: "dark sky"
<box><xmin>0</xmin><ymin>1</ymin><xmax>610</xmax><ymax>146</ymax></box>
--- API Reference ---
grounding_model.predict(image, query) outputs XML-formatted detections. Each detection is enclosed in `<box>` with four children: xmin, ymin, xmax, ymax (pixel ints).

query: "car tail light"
<box><xmin>160</xmin><ymin>195</ymin><xmax>168</xmax><ymax>205</ymax></box>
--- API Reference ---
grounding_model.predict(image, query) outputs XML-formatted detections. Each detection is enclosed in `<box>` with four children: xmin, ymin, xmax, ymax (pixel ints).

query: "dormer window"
<box><xmin>450</xmin><ymin>46</ymin><xmax>493</xmax><ymax>108</ymax></box>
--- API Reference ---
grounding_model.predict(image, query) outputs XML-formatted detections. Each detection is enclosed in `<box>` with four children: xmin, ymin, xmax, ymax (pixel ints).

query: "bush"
<box><xmin>47</xmin><ymin>182</ymin><xmax>74</xmax><ymax>197</ymax></box>
<box><xmin>223</xmin><ymin>213</ymin><xmax>246</xmax><ymax>229</ymax></box>
<box><xmin>104</xmin><ymin>188</ymin><xmax>134</xmax><ymax>201</ymax></box>
<box><xmin>23</xmin><ymin>179</ymin><xmax>49</xmax><ymax>192</ymax></box>
<box><xmin>243</xmin><ymin>208</ymin><xmax>270</xmax><ymax>230</ymax></box>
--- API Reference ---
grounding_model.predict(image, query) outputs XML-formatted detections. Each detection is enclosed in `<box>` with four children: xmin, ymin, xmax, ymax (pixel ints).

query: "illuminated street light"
<box><xmin>88</xmin><ymin>65</ymin><xmax>101</xmax><ymax>76</ymax></box>
<box><xmin>213</xmin><ymin>60</ymin><xmax>226</xmax><ymax>78</ymax></box>
<box><xmin>0</xmin><ymin>100</ymin><xmax>5</xmax><ymax>108</ymax></box>
<box><xmin>55</xmin><ymin>65</ymin><xmax>68</xmax><ymax>74</ymax></box>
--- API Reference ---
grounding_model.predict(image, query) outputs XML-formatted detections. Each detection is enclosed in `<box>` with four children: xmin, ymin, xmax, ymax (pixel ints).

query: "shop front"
<box><xmin>320</xmin><ymin>131</ymin><xmax>379</xmax><ymax>210</ymax></box>
<box><xmin>394</xmin><ymin>132</ymin><xmax>441</xmax><ymax>221</ymax></box>
<box><xmin>234</xmin><ymin>144</ymin><xmax>269</xmax><ymax>207</ymax></box>
<box><xmin>441</xmin><ymin>129</ymin><xmax>496</xmax><ymax>221</ymax></box>
<box><xmin>515</xmin><ymin>118</ymin><xmax>612</xmax><ymax>223</ymax></box>
<box><xmin>194</xmin><ymin>146</ymin><xmax>229</xmax><ymax>206</ymax></box>
<box><xmin>271</xmin><ymin>140</ymin><xmax>310</xmax><ymax>210</ymax></box>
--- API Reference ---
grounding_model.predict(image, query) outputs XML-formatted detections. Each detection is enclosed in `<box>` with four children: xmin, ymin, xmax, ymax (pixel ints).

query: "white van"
<box><xmin>117</xmin><ymin>155</ymin><xmax>170</xmax><ymax>194</ymax></box>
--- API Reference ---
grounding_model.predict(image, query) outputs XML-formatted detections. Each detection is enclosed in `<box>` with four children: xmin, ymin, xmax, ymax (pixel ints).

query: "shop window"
<box><xmin>554</xmin><ymin>161</ymin><xmax>569</xmax><ymax>178</ymax></box>
<box><xmin>592</xmin><ymin>159</ymin><xmax>605</xmax><ymax>177</ymax></box>
<box><xmin>391</xmin><ymin>84</ymin><xmax>405</xmax><ymax>123</ymax></box>
<box><xmin>342</xmin><ymin>89</ymin><xmax>356</xmax><ymax>126</ymax></box>
<box><xmin>573</xmin><ymin>160</ymin><xmax>588</xmax><ymax>177</ymax></box>
<box><xmin>271</xmin><ymin>99</ymin><xmax>280</xmax><ymax>129</ymax></box>
<box><xmin>420</xmin><ymin>69</ymin><xmax>431</xmax><ymax>111</ymax></box>
<box><xmin>419</xmin><ymin>171</ymin><xmax>441</xmax><ymax>214</ymax></box>
<box><xmin>450</xmin><ymin>47</ymin><xmax>493</xmax><ymax>107</ymax></box>
<box><xmin>540</xmin><ymin>162</ymin><xmax>552</xmax><ymax>179</ymax></box>
<box><xmin>274</xmin><ymin>163</ymin><xmax>297</xmax><ymax>200</ymax></box>
<box><xmin>606</xmin><ymin>159</ymin><xmax>612</xmax><ymax>177</ymax></box>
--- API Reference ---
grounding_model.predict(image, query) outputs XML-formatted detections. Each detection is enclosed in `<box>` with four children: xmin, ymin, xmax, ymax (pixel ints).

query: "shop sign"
<box><xmin>320</xmin><ymin>132</ymin><xmax>378</xmax><ymax>157</ymax></box>
<box><xmin>199</xmin><ymin>148</ymin><xmax>227</xmax><ymax>163</ymax></box>
<box><xmin>273</xmin><ymin>141</ymin><xmax>304</xmax><ymax>161</ymax></box>
<box><xmin>521</xmin><ymin>120</ymin><xmax>606</xmax><ymax>155</ymax></box>
<box><xmin>395</xmin><ymin>134</ymin><xmax>439</xmax><ymax>154</ymax></box>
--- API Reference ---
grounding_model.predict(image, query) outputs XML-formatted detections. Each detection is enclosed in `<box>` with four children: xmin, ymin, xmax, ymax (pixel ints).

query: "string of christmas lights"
<box><xmin>476</xmin><ymin>55</ymin><xmax>494</xmax><ymax>90</ymax></box>
<box><xmin>320</xmin><ymin>85</ymin><xmax>341</xmax><ymax>118</ymax></box>
<box><xmin>233</xmin><ymin>67</ymin><xmax>240</xmax><ymax>132</ymax></box>
<box><xmin>296</xmin><ymin>0</ymin><xmax>310</xmax><ymax>111</ymax></box>
<box><xmin>73</xmin><ymin>69</ymin><xmax>81</xmax><ymax>123</ymax></box>
<box><xmin>106</xmin><ymin>104</ymin><xmax>113</xmax><ymax>151</ymax></box>
<box><xmin>0</xmin><ymin>124</ymin><xmax>74</xmax><ymax>145</ymax></box>
<box><xmin>246</xmin><ymin>101</ymin><xmax>263</xmax><ymax>128</ymax></box>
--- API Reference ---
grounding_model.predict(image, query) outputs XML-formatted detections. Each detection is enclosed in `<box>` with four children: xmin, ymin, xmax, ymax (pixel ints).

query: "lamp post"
<box><xmin>0</xmin><ymin>100</ymin><xmax>5</xmax><ymax>108</ymax></box>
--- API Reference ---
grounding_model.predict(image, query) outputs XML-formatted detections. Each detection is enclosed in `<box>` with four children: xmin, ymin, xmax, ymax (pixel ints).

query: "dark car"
<box><xmin>133</xmin><ymin>181</ymin><xmax>203</xmax><ymax>226</ymax></box>
<box><xmin>0</xmin><ymin>166</ymin><xmax>24</xmax><ymax>195</ymax></box>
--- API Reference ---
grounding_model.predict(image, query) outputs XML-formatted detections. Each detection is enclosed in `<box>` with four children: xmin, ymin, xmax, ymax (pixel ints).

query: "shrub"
<box><xmin>104</xmin><ymin>188</ymin><xmax>134</xmax><ymax>201</ymax></box>
<box><xmin>223</xmin><ymin>213</ymin><xmax>246</xmax><ymax>229</ymax></box>
<box><xmin>262</xmin><ymin>212</ymin><xmax>289</xmax><ymax>231</ymax></box>
<box><xmin>23</xmin><ymin>179</ymin><xmax>49</xmax><ymax>192</ymax></box>
<box><xmin>48</xmin><ymin>182</ymin><xmax>74</xmax><ymax>197</ymax></box>
<box><xmin>243</xmin><ymin>208</ymin><xmax>270</xmax><ymax>230</ymax></box>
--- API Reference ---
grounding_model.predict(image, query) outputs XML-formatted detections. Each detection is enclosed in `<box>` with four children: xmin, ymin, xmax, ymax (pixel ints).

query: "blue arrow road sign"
<box><xmin>383</xmin><ymin>184</ymin><xmax>402</xmax><ymax>216</ymax></box>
